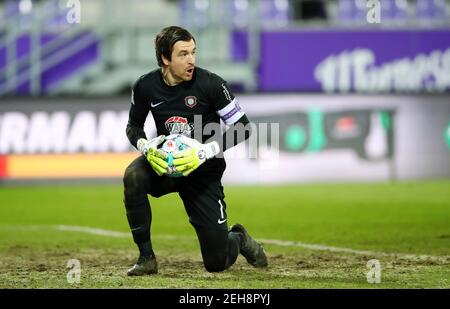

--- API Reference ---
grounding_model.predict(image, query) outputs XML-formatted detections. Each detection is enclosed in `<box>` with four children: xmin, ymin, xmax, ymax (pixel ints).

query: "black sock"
<box><xmin>138</xmin><ymin>241</ymin><xmax>154</xmax><ymax>258</ymax></box>
<box><xmin>226</xmin><ymin>232</ymin><xmax>241</xmax><ymax>267</ymax></box>
<box><xmin>229</xmin><ymin>231</ymin><xmax>243</xmax><ymax>248</ymax></box>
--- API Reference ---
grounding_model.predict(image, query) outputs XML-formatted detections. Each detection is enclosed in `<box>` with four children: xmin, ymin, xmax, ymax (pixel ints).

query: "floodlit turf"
<box><xmin>0</xmin><ymin>181</ymin><xmax>449</xmax><ymax>288</ymax></box>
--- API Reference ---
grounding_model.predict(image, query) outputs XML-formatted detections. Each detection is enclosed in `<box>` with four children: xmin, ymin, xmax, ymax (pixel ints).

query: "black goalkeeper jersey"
<box><xmin>126</xmin><ymin>67</ymin><xmax>246</xmax><ymax>177</ymax></box>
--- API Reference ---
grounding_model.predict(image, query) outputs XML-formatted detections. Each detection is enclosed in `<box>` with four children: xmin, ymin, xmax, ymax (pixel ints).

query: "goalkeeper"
<box><xmin>123</xmin><ymin>26</ymin><xmax>268</xmax><ymax>275</ymax></box>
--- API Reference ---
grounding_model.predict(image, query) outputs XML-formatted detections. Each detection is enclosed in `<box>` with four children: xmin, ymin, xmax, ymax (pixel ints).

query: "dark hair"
<box><xmin>155</xmin><ymin>26</ymin><xmax>196</xmax><ymax>67</ymax></box>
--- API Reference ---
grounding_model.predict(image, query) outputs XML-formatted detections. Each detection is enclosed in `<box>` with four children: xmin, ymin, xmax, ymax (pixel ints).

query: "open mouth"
<box><xmin>186</xmin><ymin>68</ymin><xmax>194</xmax><ymax>74</ymax></box>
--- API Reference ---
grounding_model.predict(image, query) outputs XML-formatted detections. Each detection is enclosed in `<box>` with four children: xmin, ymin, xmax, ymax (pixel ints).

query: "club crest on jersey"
<box><xmin>184</xmin><ymin>96</ymin><xmax>197</xmax><ymax>108</ymax></box>
<box><xmin>165</xmin><ymin>116</ymin><xmax>193</xmax><ymax>135</ymax></box>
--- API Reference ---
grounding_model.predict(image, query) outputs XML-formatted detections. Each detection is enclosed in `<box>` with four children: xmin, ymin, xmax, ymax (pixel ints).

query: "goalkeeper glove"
<box><xmin>172</xmin><ymin>136</ymin><xmax>220</xmax><ymax>176</ymax></box>
<box><xmin>137</xmin><ymin>136</ymin><xmax>168</xmax><ymax>176</ymax></box>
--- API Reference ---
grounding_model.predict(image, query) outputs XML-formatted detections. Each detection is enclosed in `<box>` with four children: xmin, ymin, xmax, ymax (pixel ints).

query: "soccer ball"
<box><xmin>159</xmin><ymin>134</ymin><xmax>189</xmax><ymax>177</ymax></box>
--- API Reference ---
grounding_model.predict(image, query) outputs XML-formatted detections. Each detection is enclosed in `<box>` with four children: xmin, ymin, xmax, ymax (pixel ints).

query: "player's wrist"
<box><xmin>137</xmin><ymin>138</ymin><xmax>149</xmax><ymax>155</ymax></box>
<box><xmin>204</xmin><ymin>141</ymin><xmax>220</xmax><ymax>160</ymax></box>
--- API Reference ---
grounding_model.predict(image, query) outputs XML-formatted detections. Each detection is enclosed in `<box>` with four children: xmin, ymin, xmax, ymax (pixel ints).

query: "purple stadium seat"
<box><xmin>259</xmin><ymin>0</ymin><xmax>290</xmax><ymax>26</ymax></box>
<box><xmin>179</xmin><ymin>0</ymin><xmax>211</xmax><ymax>28</ymax></box>
<box><xmin>381</xmin><ymin>0</ymin><xmax>409</xmax><ymax>21</ymax></box>
<box><xmin>416</xmin><ymin>0</ymin><xmax>448</xmax><ymax>22</ymax></box>
<box><xmin>223</xmin><ymin>0</ymin><xmax>290</xmax><ymax>28</ymax></box>
<box><xmin>336</xmin><ymin>0</ymin><xmax>411</xmax><ymax>24</ymax></box>
<box><xmin>180</xmin><ymin>0</ymin><xmax>290</xmax><ymax>29</ymax></box>
<box><xmin>228</xmin><ymin>0</ymin><xmax>250</xmax><ymax>28</ymax></box>
<box><xmin>336</xmin><ymin>0</ymin><xmax>366</xmax><ymax>23</ymax></box>
<box><xmin>4</xmin><ymin>0</ymin><xmax>20</xmax><ymax>20</ymax></box>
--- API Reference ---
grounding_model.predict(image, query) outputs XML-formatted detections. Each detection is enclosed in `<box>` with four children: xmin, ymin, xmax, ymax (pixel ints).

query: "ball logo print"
<box><xmin>184</xmin><ymin>96</ymin><xmax>198</xmax><ymax>108</ymax></box>
<box><xmin>159</xmin><ymin>135</ymin><xmax>190</xmax><ymax>177</ymax></box>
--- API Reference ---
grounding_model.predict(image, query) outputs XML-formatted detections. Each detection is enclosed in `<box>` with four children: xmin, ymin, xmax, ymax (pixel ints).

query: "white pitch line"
<box><xmin>56</xmin><ymin>225</ymin><xmax>130</xmax><ymax>238</ymax></box>
<box><xmin>55</xmin><ymin>225</ymin><xmax>450</xmax><ymax>263</ymax></box>
<box><xmin>2</xmin><ymin>224</ymin><xmax>449</xmax><ymax>263</ymax></box>
<box><xmin>55</xmin><ymin>225</ymin><xmax>191</xmax><ymax>240</ymax></box>
<box><xmin>259</xmin><ymin>239</ymin><xmax>450</xmax><ymax>263</ymax></box>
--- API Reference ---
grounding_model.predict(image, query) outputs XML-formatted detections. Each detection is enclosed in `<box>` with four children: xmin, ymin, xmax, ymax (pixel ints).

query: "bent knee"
<box><xmin>123</xmin><ymin>165</ymin><xmax>138</xmax><ymax>187</ymax></box>
<box><xmin>204</xmin><ymin>262</ymin><xmax>226</xmax><ymax>273</ymax></box>
<box><xmin>123</xmin><ymin>163</ymin><xmax>148</xmax><ymax>194</ymax></box>
<box><xmin>203</xmin><ymin>256</ymin><xmax>228</xmax><ymax>273</ymax></box>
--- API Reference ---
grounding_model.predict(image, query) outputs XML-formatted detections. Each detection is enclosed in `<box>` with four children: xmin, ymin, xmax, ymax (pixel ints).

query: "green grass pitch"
<box><xmin>0</xmin><ymin>181</ymin><xmax>449</xmax><ymax>288</ymax></box>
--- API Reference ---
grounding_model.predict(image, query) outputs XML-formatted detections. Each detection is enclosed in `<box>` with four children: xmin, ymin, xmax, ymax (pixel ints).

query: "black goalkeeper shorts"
<box><xmin>126</xmin><ymin>155</ymin><xmax>229</xmax><ymax>231</ymax></box>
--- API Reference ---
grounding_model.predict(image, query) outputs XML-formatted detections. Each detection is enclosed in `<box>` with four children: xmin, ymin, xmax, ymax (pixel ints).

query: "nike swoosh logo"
<box><xmin>218</xmin><ymin>218</ymin><xmax>227</xmax><ymax>224</ymax></box>
<box><xmin>150</xmin><ymin>101</ymin><xmax>165</xmax><ymax>108</ymax></box>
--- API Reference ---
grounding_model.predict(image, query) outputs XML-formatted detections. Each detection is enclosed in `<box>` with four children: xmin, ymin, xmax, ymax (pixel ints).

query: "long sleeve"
<box><xmin>126</xmin><ymin>79</ymin><xmax>150</xmax><ymax>148</ymax></box>
<box><xmin>221</xmin><ymin>114</ymin><xmax>252</xmax><ymax>152</ymax></box>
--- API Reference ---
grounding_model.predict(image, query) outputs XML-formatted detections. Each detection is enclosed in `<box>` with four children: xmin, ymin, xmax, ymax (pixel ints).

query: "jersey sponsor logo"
<box><xmin>150</xmin><ymin>100</ymin><xmax>165</xmax><ymax>108</ymax></box>
<box><xmin>165</xmin><ymin>116</ymin><xmax>193</xmax><ymax>136</ymax></box>
<box><xmin>184</xmin><ymin>96</ymin><xmax>197</xmax><ymax>108</ymax></box>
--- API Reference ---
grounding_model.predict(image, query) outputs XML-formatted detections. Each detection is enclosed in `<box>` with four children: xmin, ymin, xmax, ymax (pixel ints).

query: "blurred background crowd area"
<box><xmin>1</xmin><ymin>0</ymin><xmax>450</xmax><ymax>96</ymax></box>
